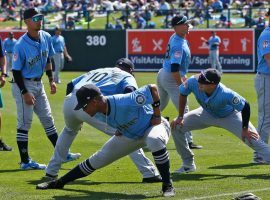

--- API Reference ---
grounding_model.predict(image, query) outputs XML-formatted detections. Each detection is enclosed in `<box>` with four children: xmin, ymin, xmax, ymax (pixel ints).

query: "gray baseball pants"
<box><xmin>6</xmin><ymin>53</ymin><xmax>13</xmax><ymax>76</ymax></box>
<box><xmin>46</xmin><ymin>93</ymin><xmax>160</xmax><ymax>178</ymax></box>
<box><xmin>157</xmin><ymin>68</ymin><xmax>193</xmax><ymax>143</ymax></box>
<box><xmin>172</xmin><ymin>107</ymin><xmax>270</xmax><ymax>167</ymax></box>
<box><xmin>53</xmin><ymin>52</ymin><xmax>64</xmax><ymax>83</ymax></box>
<box><xmin>209</xmin><ymin>50</ymin><xmax>222</xmax><ymax>73</ymax></box>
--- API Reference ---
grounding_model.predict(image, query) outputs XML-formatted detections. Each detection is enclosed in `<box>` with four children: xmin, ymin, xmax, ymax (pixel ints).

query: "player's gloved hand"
<box><xmin>0</xmin><ymin>75</ymin><xmax>6</xmax><ymax>88</ymax></box>
<box><xmin>50</xmin><ymin>81</ymin><xmax>57</xmax><ymax>94</ymax></box>
<box><xmin>23</xmin><ymin>92</ymin><xmax>36</xmax><ymax>105</ymax></box>
<box><xmin>151</xmin><ymin>115</ymin><xmax>161</xmax><ymax>126</ymax></box>
<box><xmin>241</xmin><ymin>129</ymin><xmax>259</xmax><ymax>144</ymax></box>
<box><xmin>171</xmin><ymin>116</ymin><xmax>183</xmax><ymax>130</ymax></box>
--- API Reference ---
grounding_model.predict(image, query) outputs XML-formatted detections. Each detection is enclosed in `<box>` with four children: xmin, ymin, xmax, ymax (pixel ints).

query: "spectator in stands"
<box><xmin>124</xmin><ymin>18</ymin><xmax>133</xmax><ymax>29</ymax></box>
<box><xmin>135</xmin><ymin>12</ymin><xmax>146</xmax><ymax>29</ymax></box>
<box><xmin>256</xmin><ymin>16</ymin><xmax>266</xmax><ymax>29</ymax></box>
<box><xmin>66</xmin><ymin>16</ymin><xmax>76</xmax><ymax>30</ymax></box>
<box><xmin>210</xmin><ymin>0</ymin><xmax>223</xmax><ymax>12</ymax></box>
<box><xmin>156</xmin><ymin>0</ymin><xmax>170</xmax><ymax>16</ymax></box>
<box><xmin>215</xmin><ymin>12</ymin><xmax>227</xmax><ymax>27</ymax></box>
<box><xmin>115</xmin><ymin>19</ymin><xmax>124</xmax><ymax>30</ymax></box>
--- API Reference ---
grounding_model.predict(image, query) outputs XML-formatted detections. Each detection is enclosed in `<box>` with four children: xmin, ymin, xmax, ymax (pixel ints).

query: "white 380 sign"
<box><xmin>86</xmin><ymin>35</ymin><xmax>107</xmax><ymax>46</ymax></box>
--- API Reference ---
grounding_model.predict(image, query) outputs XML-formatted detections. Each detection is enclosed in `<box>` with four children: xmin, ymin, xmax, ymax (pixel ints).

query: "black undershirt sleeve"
<box><xmin>241</xmin><ymin>101</ymin><xmax>250</xmax><ymax>129</ymax></box>
<box><xmin>12</xmin><ymin>69</ymin><xmax>28</xmax><ymax>94</ymax></box>
<box><xmin>123</xmin><ymin>86</ymin><xmax>136</xmax><ymax>94</ymax></box>
<box><xmin>171</xmin><ymin>63</ymin><xmax>180</xmax><ymax>72</ymax></box>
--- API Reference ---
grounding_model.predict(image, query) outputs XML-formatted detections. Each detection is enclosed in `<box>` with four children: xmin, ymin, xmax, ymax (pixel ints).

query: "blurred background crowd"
<box><xmin>0</xmin><ymin>0</ymin><xmax>269</xmax><ymax>29</ymax></box>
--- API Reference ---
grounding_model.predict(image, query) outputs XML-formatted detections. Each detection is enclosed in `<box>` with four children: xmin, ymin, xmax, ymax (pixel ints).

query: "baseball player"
<box><xmin>3</xmin><ymin>32</ymin><xmax>17</xmax><ymax>77</ymax></box>
<box><xmin>0</xmin><ymin>37</ymin><xmax>12</xmax><ymax>151</ymax></box>
<box><xmin>201</xmin><ymin>31</ymin><xmax>222</xmax><ymax>73</ymax></box>
<box><xmin>51</xmin><ymin>26</ymin><xmax>72</xmax><ymax>84</ymax></box>
<box><xmin>11</xmin><ymin>8</ymin><xmax>80</xmax><ymax>170</ymax></box>
<box><xmin>253</xmin><ymin>8</ymin><xmax>270</xmax><ymax>164</ymax></box>
<box><xmin>171</xmin><ymin>68</ymin><xmax>270</xmax><ymax>173</ymax></box>
<box><xmin>45</xmin><ymin>58</ymin><xmax>162</xmax><ymax>183</ymax></box>
<box><xmin>157</xmin><ymin>15</ymin><xmax>202</xmax><ymax>149</ymax></box>
<box><xmin>37</xmin><ymin>84</ymin><xmax>175</xmax><ymax>197</ymax></box>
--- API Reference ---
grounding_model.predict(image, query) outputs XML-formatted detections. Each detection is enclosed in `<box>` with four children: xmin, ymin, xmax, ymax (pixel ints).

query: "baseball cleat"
<box><xmin>188</xmin><ymin>142</ymin><xmax>203</xmax><ymax>149</ymax></box>
<box><xmin>252</xmin><ymin>157</ymin><xmax>267</xmax><ymax>164</ymax></box>
<box><xmin>142</xmin><ymin>175</ymin><xmax>162</xmax><ymax>183</ymax></box>
<box><xmin>20</xmin><ymin>160</ymin><xmax>46</xmax><ymax>170</ymax></box>
<box><xmin>36</xmin><ymin>180</ymin><xmax>64</xmax><ymax>190</ymax></box>
<box><xmin>162</xmin><ymin>184</ymin><xmax>176</xmax><ymax>197</ymax></box>
<box><xmin>64</xmin><ymin>152</ymin><xmax>81</xmax><ymax>163</ymax></box>
<box><xmin>0</xmin><ymin>141</ymin><xmax>12</xmax><ymax>151</ymax></box>
<box><xmin>174</xmin><ymin>164</ymin><xmax>196</xmax><ymax>174</ymax></box>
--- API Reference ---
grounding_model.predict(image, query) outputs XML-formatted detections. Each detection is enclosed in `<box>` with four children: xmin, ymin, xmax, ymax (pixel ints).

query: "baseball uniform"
<box><xmin>3</xmin><ymin>36</ymin><xmax>17</xmax><ymax>76</ymax></box>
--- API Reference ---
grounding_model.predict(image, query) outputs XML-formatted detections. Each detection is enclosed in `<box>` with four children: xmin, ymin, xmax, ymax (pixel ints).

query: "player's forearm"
<box><xmin>178</xmin><ymin>94</ymin><xmax>187</xmax><ymax>118</ymax></box>
<box><xmin>149</xmin><ymin>84</ymin><xmax>161</xmax><ymax>117</ymax></box>
<box><xmin>64</xmin><ymin>46</ymin><xmax>69</xmax><ymax>57</ymax></box>
<box><xmin>171</xmin><ymin>71</ymin><xmax>182</xmax><ymax>85</ymax></box>
<box><xmin>12</xmin><ymin>69</ymin><xmax>28</xmax><ymax>94</ymax></box>
<box><xmin>241</xmin><ymin>101</ymin><xmax>250</xmax><ymax>130</ymax></box>
<box><xmin>0</xmin><ymin>57</ymin><xmax>7</xmax><ymax>74</ymax></box>
<box><xmin>45</xmin><ymin>62</ymin><xmax>54</xmax><ymax>82</ymax></box>
<box><xmin>264</xmin><ymin>53</ymin><xmax>270</xmax><ymax>67</ymax></box>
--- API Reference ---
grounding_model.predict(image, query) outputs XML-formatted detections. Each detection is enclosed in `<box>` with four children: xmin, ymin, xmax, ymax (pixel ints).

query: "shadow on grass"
<box><xmin>208</xmin><ymin>163</ymin><xmax>261</xmax><ymax>169</ymax></box>
<box><xmin>52</xmin><ymin>188</ymin><xmax>159</xmax><ymax>200</ymax></box>
<box><xmin>172</xmin><ymin>172</ymin><xmax>270</xmax><ymax>181</ymax></box>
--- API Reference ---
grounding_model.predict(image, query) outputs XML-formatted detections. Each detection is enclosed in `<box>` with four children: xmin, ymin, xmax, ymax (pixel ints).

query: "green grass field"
<box><xmin>0</xmin><ymin>72</ymin><xmax>269</xmax><ymax>200</ymax></box>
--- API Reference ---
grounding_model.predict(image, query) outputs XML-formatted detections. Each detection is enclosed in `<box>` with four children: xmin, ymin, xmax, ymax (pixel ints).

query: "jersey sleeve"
<box><xmin>119</xmin><ymin>76</ymin><xmax>138</xmax><ymax>91</ymax></box>
<box><xmin>179</xmin><ymin>77</ymin><xmax>194</xmax><ymax>96</ymax></box>
<box><xmin>114</xmin><ymin>85</ymin><xmax>154</xmax><ymax>107</ymax></box>
<box><xmin>12</xmin><ymin>44</ymin><xmax>25</xmax><ymax>70</ymax></box>
<box><xmin>45</xmin><ymin>32</ymin><xmax>55</xmax><ymax>57</ymax></box>
<box><xmin>226</xmin><ymin>91</ymin><xmax>245</xmax><ymax>111</ymax></box>
<box><xmin>0</xmin><ymin>39</ymin><xmax>3</xmax><ymax>57</ymax></box>
<box><xmin>170</xmin><ymin>45</ymin><xmax>183</xmax><ymax>65</ymax></box>
<box><xmin>72</xmin><ymin>74</ymin><xmax>86</xmax><ymax>86</ymax></box>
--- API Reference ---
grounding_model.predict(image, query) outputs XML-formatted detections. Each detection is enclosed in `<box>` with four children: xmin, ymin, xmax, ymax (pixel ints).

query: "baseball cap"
<box><xmin>115</xmin><ymin>58</ymin><xmax>134</xmax><ymax>70</ymax></box>
<box><xmin>171</xmin><ymin>15</ymin><xmax>191</xmax><ymax>26</ymax></box>
<box><xmin>23</xmin><ymin>8</ymin><xmax>42</xmax><ymax>20</ymax></box>
<box><xmin>74</xmin><ymin>84</ymin><xmax>102</xmax><ymax>110</ymax></box>
<box><xmin>198</xmin><ymin>68</ymin><xmax>221</xmax><ymax>85</ymax></box>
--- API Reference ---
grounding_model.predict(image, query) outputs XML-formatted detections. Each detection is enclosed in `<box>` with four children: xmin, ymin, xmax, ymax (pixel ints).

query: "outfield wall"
<box><xmin>0</xmin><ymin>29</ymin><xmax>263</xmax><ymax>72</ymax></box>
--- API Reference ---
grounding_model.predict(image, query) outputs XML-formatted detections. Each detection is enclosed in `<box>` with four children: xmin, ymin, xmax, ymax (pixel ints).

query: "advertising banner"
<box><xmin>127</xmin><ymin>29</ymin><xmax>255</xmax><ymax>72</ymax></box>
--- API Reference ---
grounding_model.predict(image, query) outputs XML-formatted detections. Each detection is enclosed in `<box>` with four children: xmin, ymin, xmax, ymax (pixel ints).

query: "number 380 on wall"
<box><xmin>86</xmin><ymin>35</ymin><xmax>107</xmax><ymax>46</ymax></box>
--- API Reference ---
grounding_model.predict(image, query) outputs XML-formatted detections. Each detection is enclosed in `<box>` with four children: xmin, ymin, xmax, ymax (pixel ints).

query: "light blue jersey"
<box><xmin>208</xmin><ymin>36</ymin><xmax>221</xmax><ymax>50</ymax></box>
<box><xmin>12</xmin><ymin>30</ymin><xmax>55</xmax><ymax>78</ymax></box>
<box><xmin>163</xmin><ymin>33</ymin><xmax>191</xmax><ymax>76</ymax></box>
<box><xmin>3</xmin><ymin>38</ymin><xmax>17</xmax><ymax>54</ymax></box>
<box><xmin>180</xmin><ymin>76</ymin><xmax>246</xmax><ymax>118</ymax></box>
<box><xmin>106</xmin><ymin>85</ymin><xmax>154</xmax><ymax>139</ymax></box>
<box><xmin>51</xmin><ymin>35</ymin><xmax>65</xmax><ymax>53</ymax></box>
<box><xmin>257</xmin><ymin>26</ymin><xmax>270</xmax><ymax>75</ymax></box>
<box><xmin>72</xmin><ymin>67</ymin><xmax>138</xmax><ymax>95</ymax></box>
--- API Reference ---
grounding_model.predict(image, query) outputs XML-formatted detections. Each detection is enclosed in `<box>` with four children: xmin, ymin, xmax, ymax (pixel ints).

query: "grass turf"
<box><xmin>0</xmin><ymin>72</ymin><xmax>269</xmax><ymax>200</ymax></box>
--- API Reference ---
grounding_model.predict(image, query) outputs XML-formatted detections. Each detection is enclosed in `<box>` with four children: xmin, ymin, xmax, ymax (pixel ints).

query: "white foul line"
<box><xmin>183</xmin><ymin>187</ymin><xmax>270</xmax><ymax>200</ymax></box>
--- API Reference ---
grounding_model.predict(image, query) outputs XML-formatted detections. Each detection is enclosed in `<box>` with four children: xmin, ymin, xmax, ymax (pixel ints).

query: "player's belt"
<box><xmin>25</xmin><ymin>77</ymin><xmax>42</xmax><ymax>81</ymax></box>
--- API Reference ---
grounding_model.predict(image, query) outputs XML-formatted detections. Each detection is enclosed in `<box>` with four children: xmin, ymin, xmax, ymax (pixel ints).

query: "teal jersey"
<box><xmin>180</xmin><ymin>76</ymin><xmax>246</xmax><ymax>118</ymax></box>
<box><xmin>257</xmin><ymin>26</ymin><xmax>270</xmax><ymax>75</ymax></box>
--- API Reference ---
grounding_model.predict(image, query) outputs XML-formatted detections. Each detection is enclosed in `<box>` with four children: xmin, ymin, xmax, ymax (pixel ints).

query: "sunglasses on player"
<box><xmin>32</xmin><ymin>14</ymin><xmax>44</xmax><ymax>22</ymax></box>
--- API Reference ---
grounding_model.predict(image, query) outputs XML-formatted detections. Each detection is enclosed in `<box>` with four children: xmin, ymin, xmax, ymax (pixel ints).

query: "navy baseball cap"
<box><xmin>198</xmin><ymin>69</ymin><xmax>221</xmax><ymax>85</ymax></box>
<box><xmin>116</xmin><ymin>58</ymin><xmax>134</xmax><ymax>70</ymax></box>
<box><xmin>23</xmin><ymin>8</ymin><xmax>42</xmax><ymax>20</ymax></box>
<box><xmin>74</xmin><ymin>84</ymin><xmax>102</xmax><ymax>110</ymax></box>
<box><xmin>171</xmin><ymin>15</ymin><xmax>191</xmax><ymax>27</ymax></box>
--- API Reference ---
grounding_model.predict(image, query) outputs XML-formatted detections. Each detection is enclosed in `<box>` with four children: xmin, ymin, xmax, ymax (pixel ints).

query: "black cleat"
<box><xmin>0</xmin><ymin>141</ymin><xmax>12</xmax><ymax>151</ymax></box>
<box><xmin>36</xmin><ymin>180</ymin><xmax>64</xmax><ymax>190</ymax></box>
<box><xmin>188</xmin><ymin>142</ymin><xmax>203</xmax><ymax>149</ymax></box>
<box><xmin>142</xmin><ymin>175</ymin><xmax>162</xmax><ymax>183</ymax></box>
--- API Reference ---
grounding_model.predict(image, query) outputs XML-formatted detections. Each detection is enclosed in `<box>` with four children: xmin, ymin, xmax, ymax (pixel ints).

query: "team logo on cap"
<box><xmin>263</xmin><ymin>40</ymin><xmax>269</xmax><ymax>48</ymax></box>
<box><xmin>232</xmin><ymin>96</ymin><xmax>240</xmax><ymax>105</ymax></box>
<box><xmin>135</xmin><ymin>94</ymin><xmax>146</xmax><ymax>105</ymax></box>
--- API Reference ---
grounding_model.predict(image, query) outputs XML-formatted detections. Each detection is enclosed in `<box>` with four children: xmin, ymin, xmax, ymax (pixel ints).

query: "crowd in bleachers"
<box><xmin>0</xmin><ymin>0</ymin><xmax>269</xmax><ymax>29</ymax></box>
